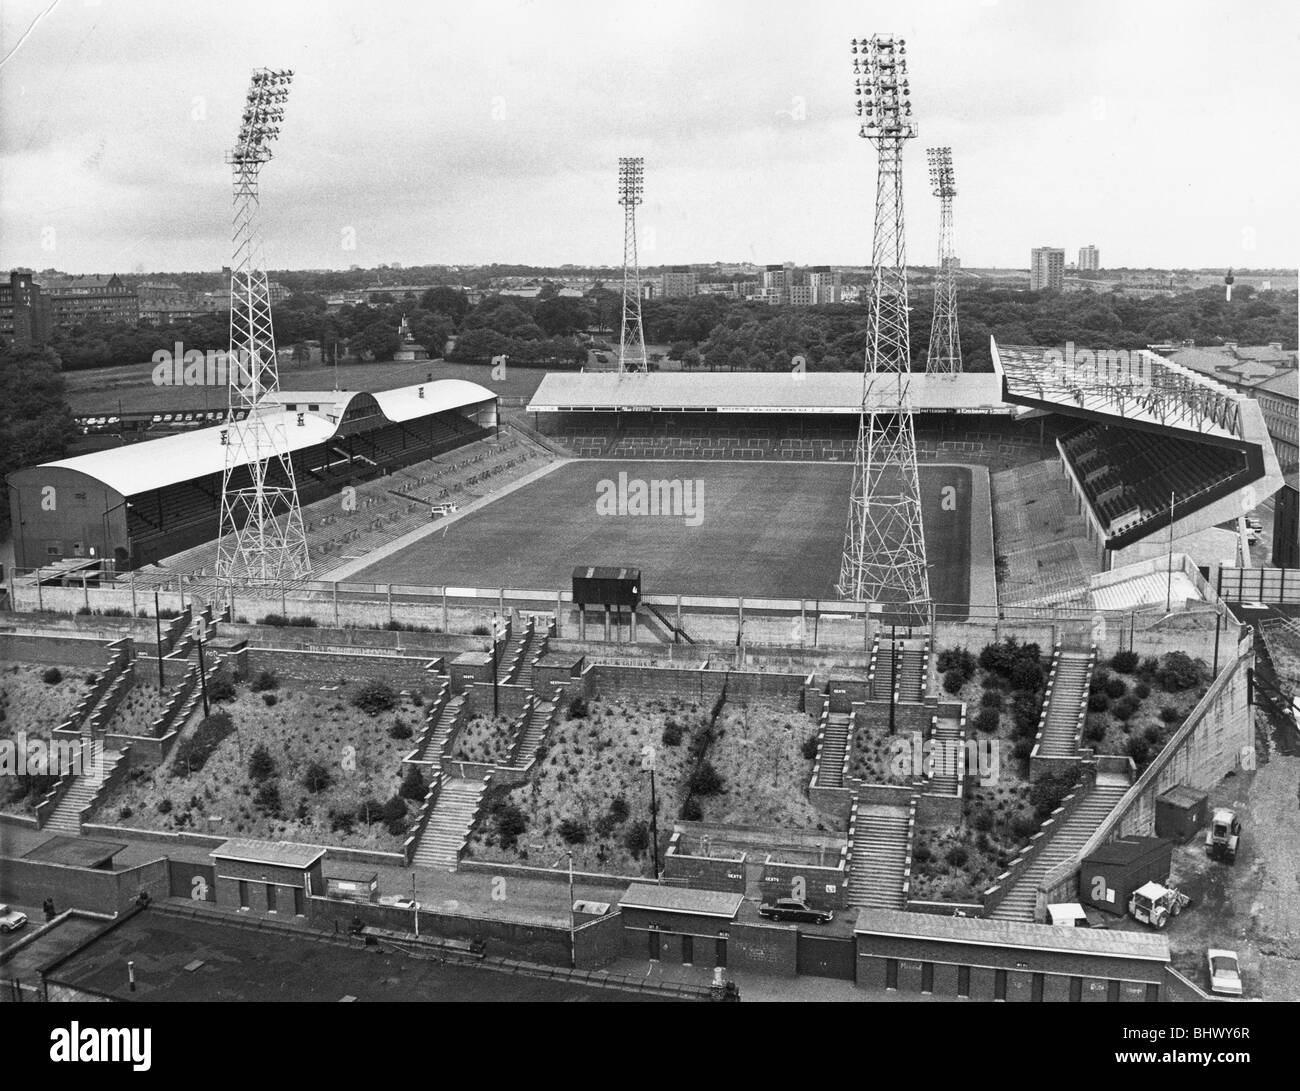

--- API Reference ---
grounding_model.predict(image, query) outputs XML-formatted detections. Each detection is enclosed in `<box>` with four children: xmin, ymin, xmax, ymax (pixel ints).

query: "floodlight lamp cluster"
<box><xmin>927</xmin><ymin>146</ymin><xmax>956</xmax><ymax>196</ymax></box>
<box><xmin>618</xmin><ymin>156</ymin><xmax>644</xmax><ymax>206</ymax></box>
<box><xmin>852</xmin><ymin>35</ymin><xmax>914</xmax><ymax>139</ymax></box>
<box><xmin>231</xmin><ymin>69</ymin><xmax>294</xmax><ymax>162</ymax></box>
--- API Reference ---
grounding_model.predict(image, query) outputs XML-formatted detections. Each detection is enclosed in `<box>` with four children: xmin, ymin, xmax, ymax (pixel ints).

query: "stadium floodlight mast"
<box><xmin>216</xmin><ymin>67</ymin><xmax>311</xmax><ymax>596</ymax></box>
<box><xmin>616</xmin><ymin>157</ymin><xmax>648</xmax><ymax>374</ymax></box>
<box><xmin>837</xmin><ymin>35</ymin><xmax>932</xmax><ymax>625</ymax></box>
<box><xmin>925</xmin><ymin>146</ymin><xmax>962</xmax><ymax>375</ymax></box>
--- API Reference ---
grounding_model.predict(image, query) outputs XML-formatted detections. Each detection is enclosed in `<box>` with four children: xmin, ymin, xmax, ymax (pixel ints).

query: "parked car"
<box><xmin>0</xmin><ymin>904</ymin><xmax>28</xmax><ymax>934</ymax></box>
<box><xmin>757</xmin><ymin>898</ymin><xmax>833</xmax><ymax>925</ymax></box>
<box><xmin>1207</xmin><ymin>948</ymin><xmax>1243</xmax><ymax>996</ymax></box>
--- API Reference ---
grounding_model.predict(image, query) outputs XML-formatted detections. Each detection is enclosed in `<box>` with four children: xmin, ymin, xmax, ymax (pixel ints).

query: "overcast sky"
<box><xmin>1</xmin><ymin>0</ymin><xmax>1297</xmax><ymax>274</ymax></box>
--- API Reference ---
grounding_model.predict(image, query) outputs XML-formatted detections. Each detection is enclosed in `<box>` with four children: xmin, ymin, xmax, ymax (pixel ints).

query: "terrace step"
<box><xmin>418</xmin><ymin>695</ymin><xmax>464</xmax><ymax>763</ymax></box>
<box><xmin>510</xmin><ymin>699</ymin><xmax>555</xmax><ymax>768</ymax></box>
<box><xmin>847</xmin><ymin>803</ymin><xmax>911</xmax><ymax>910</ymax></box>
<box><xmin>42</xmin><ymin>747</ymin><xmax>123</xmax><ymax>834</ymax></box>
<box><xmin>1037</xmin><ymin>652</ymin><xmax>1092</xmax><ymax>759</ymax></box>
<box><xmin>928</xmin><ymin>714</ymin><xmax>963</xmax><ymax>796</ymax></box>
<box><xmin>815</xmin><ymin>712</ymin><xmax>851</xmax><ymax>789</ymax></box>
<box><xmin>411</xmin><ymin>777</ymin><xmax>486</xmax><ymax>869</ymax></box>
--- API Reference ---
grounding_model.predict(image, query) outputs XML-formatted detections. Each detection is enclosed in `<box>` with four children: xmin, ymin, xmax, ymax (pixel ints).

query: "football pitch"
<box><xmin>352</xmin><ymin>460</ymin><xmax>978</xmax><ymax>614</ymax></box>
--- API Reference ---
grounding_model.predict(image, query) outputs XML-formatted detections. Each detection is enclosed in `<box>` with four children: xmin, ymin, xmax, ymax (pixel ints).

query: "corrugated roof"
<box><xmin>854</xmin><ymin>908</ymin><xmax>1170</xmax><ymax>961</ymax></box>
<box><xmin>528</xmin><ymin>370</ymin><xmax>1005</xmax><ymax>414</ymax></box>
<box><xmin>619</xmin><ymin>883</ymin><xmax>743</xmax><ymax>919</ymax></box>
<box><xmin>32</xmin><ymin>378</ymin><xmax>495</xmax><ymax>498</ymax></box>
<box><xmin>210</xmin><ymin>838</ymin><xmax>326</xmax><ymax>868</ymax></box>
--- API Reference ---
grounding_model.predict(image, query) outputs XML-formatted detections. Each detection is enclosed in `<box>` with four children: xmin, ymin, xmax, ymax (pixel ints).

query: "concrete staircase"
<box><xmin>870</xmin><ymin>641</ymin><xmax>927</xmax><ymax>702</ymax></box>
<box><xmin>1037</xmin><ymin>650</ymin><xmax>1092</xmax><ymax>759</ymax></box>
<box><xmin>417</xmin><ymin>695</ymin><xmax>464</xmax><ymax>763</ymax></box>
<box><xmin>847</xmin><ymin>803</ymin><xmax>911</xmax><ymax>909</ymax></box>
<box><xmin>510</xmin><ymin>695</ymin><xmax>555</xmax><ymax>767</ymax></box>
<box><xmin>508</xmin><ymin>623</ymin><xmax>546</xmax><ymax>690</ymax></box>
<box><xmin>410</xmin><ymin>776</ymin><xmax>486</xmax><ymax>869</ymax></box>
<box><xmin>43</xmin><ymin>747</ymin><xmax>123</xmax><ymax>834</ymax></box>
<box><xmin>928</xmin><ymin>713</ymin><xmax>963</xmax><ymax>795</ymax></box>
<box><xmin>989</xmin><ymin>777</ymin><xmax>1130</xmax><ymax>921</ymax></box>
<box><xmin>815</xmin><ymin>712</ymin><xmax>851</xmax><ymax>788</ymax></box>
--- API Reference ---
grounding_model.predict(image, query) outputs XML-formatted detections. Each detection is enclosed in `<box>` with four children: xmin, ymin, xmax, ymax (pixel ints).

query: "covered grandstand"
<box><xmin>7</xmin><ymin>379</ymin><xmax>497</xmax><ymax>571</ymax></box>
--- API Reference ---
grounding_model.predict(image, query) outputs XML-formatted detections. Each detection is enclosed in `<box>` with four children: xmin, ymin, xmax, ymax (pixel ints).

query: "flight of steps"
<box><xmin>815</xmin><ymin>712</ymin><xmax>851</xmax><ymax>788</ymax></box>
<box><xmin>410</xmin><ymin>777</ymin><xmax>486</xmax><ymax>869</ymax></box>
<box><xmin>509</xmin><ymin>623</ymin><xmax>546</xmax><ymax>690</ymax></box>
<box><xmin>927</xmin><ymin>713</ymin><xmax>963</xmax><ymax>795</ymax></box>
<box><xmin>42</xmin><ymin>747</ymin><xmax>123</xmax><ymax>834</ymax></box>
<box><xmin>1036</xmin><ymin>650</ymin><xmax>1092</xmax><ymax>759</ymax></box>
<box><xmin>989</xmin><ymin>778</ymin><xmax>1130</xmax><ymax>921</ymax></box>
<box><xmin>870</xmin><ymin>642</ymin><xmax>927</xmax><ymax>702</ymax></box>
<box><xmin>847</xmin><ymin>803</ymin><xmax>912</xmax><ymax>909</ymax></box>
<box><xmin>417</xmin><ymin>695</ymin><xmax>464</xmax><ymax>762</ymax></box>
<box><xmin>510</xmin><ymin>695</ymin><xmax>555</xmax><ymax>768</ymax></box>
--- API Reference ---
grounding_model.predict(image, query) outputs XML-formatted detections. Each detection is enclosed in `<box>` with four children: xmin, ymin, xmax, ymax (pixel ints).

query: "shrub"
<box><xmin>1089</xmin><ymin>667</ymin><xmax>1111</xmax><ymax>694</ymax></box>
<box><xmin>1126</xmin><ymin>735</ymin><xmax>1150</xmax><ymax>764</ymax></box>
<box><xmin>973</xmin><ymin>708</ymin><xmax>1001</xmax><ymax>734</ymax></box>
<box><xmin>248</xmin><ymin>744</ymin><xmax>276</xmax><ymax>782</ymax></box>
<box><xmin>41</xmin><ymin>667</ymin><xmax>63</xmax><ymax>684</ymax></box>
<box><xmin>624</xmin><ymin>820</ymin><xmax>650</xmax><ymax>857</ymax></box>
<box><xmin>119</xmin><ymin>806</ymin><xmax>133</xmax><ymax>820</ymax></box>
<box><xmin>75</xmin><ymin>605</ymin><xmax>92</xmax><ymax>616</ymax></box>
<box><xmin>471</xmin><ymin>624</ymin><xmax>490</xmax><ymax>636</ymax></box>
<box><xmin>157</xmin><ymin>798</ymin><xmax>173</xmax><ymax>815</ymax></box>
<box><xmin>301</xmin><ymin>761</ymin><xmax>332</xmax><ymax>794</ymax></box>
<box><xmin>567</xmin><ymin>695</ymin><xmax>589</xmax><ymax>719</ymax></box>
<box><xmin>972</xmin><ymin>809</ymin><xmax>994</xmax><ymax>833</ymax></box>
<box><xmin>1110</xmin><ymin>650</ymin><xmax>1139</xmax><ymax>674</ymax></box>
<box><xmin>1156</xmin><ymin>651</ymin><xmax>1201</xmax><ymax>692</ymax></box>
<box><xmin>688</xmin><ymin>761</ymin><xmax>724</xmax><ymax>797</ymax></box>
<box><xmin>680</xmin><ymin>798</ymin><xmax>703</xmax><ymax>821</ymax></box>
<box><xmin>1011</xmin><ymin>692</ymin><xmax>1042</xmax><ymax>738</ymax></box>
<box><xmin>253</xmin><ymin>781</ymin><xmax>282</xmax><ymax>815</ymax></box>
<box><xmin>980</xmin><ymin>689</ymin><xmax>1003</xmax><ymax>710</ymax></box>
<box><xmin>490</xmin><ymin>800</ymin><xmax>527</xmax><ymax>849</ymax></box>
<box><xmin>1144</xmin><ymin>725</ymin><xmax>1161</xmax><ymax>745</ymax></box>
<box><xmin>1009</xmin><ymin>658</ymin><xmax>1044</xmax><ymax>694</ymax></box>
<box><xmin>1134</xmin><ymin>682</ymin><xmax>1151</xmax><ymax>700</ymax></box>
<box><xmin>594</xmin><ymin>813</ymin><xmax>618</xmax><ymax>837</ymax></box>
<box><xmin>84</xmin><ymin>673</ymin><xmax>98</xmax><ymax>685</ymax></box>
<box><xmin>1159</xmin><ymin>706</ymin><xmax>1182</xmax><ymax>724</ymax></box>
<box><xmin>1104</xmin><ymin>677</ymin><xmax>1127</xmax><ymax>700</ymax></box>
<box><xmin>1012</xmin><ymin>738</ymin><xmax>1033</xmax><ymax>765</ymax></box>
<box><xmin>1111</xmin><ymin>695</ymin><xmax>1140</xmax><ymax>722</ymax></box>
<box><xmin>388</xmin><ymin>718</ymin><xmax>413</xmax><ymax>740</ymax></box>
<box><xmin>400</xmin><ymin>766</ymin><xmax>428</xmax><ymax>801</ymax></box>
<box><xmin>801</xmin><ymin>734</ymin><xmax>818</xmax><ymax>760</ymax></box>
<box><xmin>207</xmin><ymin>674</ymin><xmax>236</xmax><ymax>703</ymax></box>
<box><xmin>558</xmin><ymin>817</ymin><xmax>589</xmax><ymax>845</ymax></box>
<box><xmin>250</xmin><ymin>670</ymin><xmax>278</xmax><ymax>693</ymax></box>
<box><xmin>608</xmin><ymin>796</ymin><xmax>629</xmax><ymax>823</ymax></box>
<box><xmin>1088</xmin><ymin>692</ymin><xmax>1110</xmax><ymax>713</ymax></box>
<box><xmin>1031</xmin><ymin>769</ymin><xmax>1076</xmax><ymax>821</ymax></box>
<box><xmin>942</xmin><ymin>669</ymin><xmax>965</xmax><ymax>695</ymax></box>
<box><xmin>1012</xmin><ymin>812</ymin><xmax>1041</xmax><ymax>839</ymax></box>
<box><xmin>173</xmin><ymin>711</ymin><xmax>235</xmax><ymax>776</ymax></box>
<box><xmin>261</xmin><ymin>693</ymin><xmax>278</xmax><ymax>707</ymax></box>
<box><xmin>1138</xmin><ymin>656</ymin><xmax>1159</xmax><ymax>679</ymax></box>
<box><xmin>1084</xmin><ymin>718</ymin><xmax>1107</xmax><ymax>743</ymax></box>
<box><xmin>912</xmin><ymin>843</ymin><xmax>932</xmax><ymax>863</ymax></box>
<box><xmin>352</xmin><ymin>679</ymin><xmax>397</xmax><ymax>716</ymax></box>
<box><xmin>946</xmin><ymin>846</ymin><xmax>969</xmax><ymax>867</ymax></box>
<box><xmin>661</xmin><ymin>721</ymin><xmax>684</xmax><ymax>747</ymax></box>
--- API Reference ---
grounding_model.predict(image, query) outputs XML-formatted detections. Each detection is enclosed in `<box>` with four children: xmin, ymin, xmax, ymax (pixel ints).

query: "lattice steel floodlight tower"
<box><xmin>925</xmin><ymin>146</ymin><xmax>962</xmax><ymax>375</ymax></box>
<box><xmin>617</xmin><ymin>157</ymin><xmax>648</xmax><ymax>373</ymax></box>
<box><xmin>216</xmin><ymin>68</ymin><xmax>311</xmax><ymax>592</ymax></box>
<box><xmin>837</xmin><ymin>35</ymin><xmax>932</xmax><ymax>622</ymax></box>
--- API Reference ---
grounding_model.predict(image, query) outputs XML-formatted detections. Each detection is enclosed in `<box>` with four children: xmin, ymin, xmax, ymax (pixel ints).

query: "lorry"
<box><xmin>1127</xmin><ymin>881</ymin><xmax>1190</xmax><ymax>929</ymax></box>
<box><xmin>1204</xmin><ymin>807</ymin><xmax>1242</xmax><ymax>864</ymax></box>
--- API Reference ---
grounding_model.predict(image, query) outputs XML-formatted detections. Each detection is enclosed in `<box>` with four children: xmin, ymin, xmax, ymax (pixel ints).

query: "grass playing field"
<box><xmin>352</xmin><ymin>459</ymin><xmax>977</xmax><ymax>615</ymax></box>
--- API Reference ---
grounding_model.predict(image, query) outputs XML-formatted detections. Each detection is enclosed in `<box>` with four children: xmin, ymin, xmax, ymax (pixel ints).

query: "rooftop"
<box><xmin>22</xmin><ymin>836</ymin><xmax>127</xmax><ymax>869</ymax></box>
<box><xmin>619</xmin><ymin>882</ymin><xmax>744</xmax><ymax>919</ymax></box>
<box><xmin>210</xmin><ymin>838</ymin><xmax>326</xmax><ymax>869</ymax></box>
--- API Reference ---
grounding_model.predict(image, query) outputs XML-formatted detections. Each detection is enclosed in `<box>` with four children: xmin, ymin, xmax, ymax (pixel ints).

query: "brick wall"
<box><xmin>0</xmin><ymin>856</ymin><xmax>169</xmax><ymax>915</ymax></box>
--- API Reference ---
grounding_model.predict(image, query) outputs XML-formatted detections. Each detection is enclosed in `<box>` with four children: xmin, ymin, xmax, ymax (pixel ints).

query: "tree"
<box><xmin>350</xmin><ymin>319</ymin><xmax>400</xmax><ymax>362</ymax></box>
<box><xmin>535</xmin><ymin>295</ymin><xmax>590</xmax><ymax>338</ymax></box>
<box><xmin>248</xmin><ymin>744</ymin><xmax>276</xmax><ymax>782</ymax></box>
<box><xmin>0</xmin><ymin>345</ymin><xmax>75</xmax><ymax>535</ymax></box>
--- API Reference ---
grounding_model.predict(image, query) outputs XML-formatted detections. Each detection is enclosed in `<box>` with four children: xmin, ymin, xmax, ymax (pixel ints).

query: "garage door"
<box><xmin>796</xmin><ymin>933</ymin><xmax>855</xmax><ymax>980</ymax></box>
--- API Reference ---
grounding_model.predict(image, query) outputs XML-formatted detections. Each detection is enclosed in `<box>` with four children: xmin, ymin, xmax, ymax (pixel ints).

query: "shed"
<box><xmin>1155</xmin><ymin>785</ymin><xmax>1209</xmax><ymax>843</ymax></box>
<box><xmin>325</xmin><ymin>867</ymin><xmax>379</xmax><ymax>903</ymax></box>
<box><xmin>209</xmin><ymin>838</ymin><xmax>327</xmax><ymax>916</ymax></box>
<box><xmin>1079</xmin><ymin>837</ymin><xmax>1173</xmax><ymax>917</ymax></box>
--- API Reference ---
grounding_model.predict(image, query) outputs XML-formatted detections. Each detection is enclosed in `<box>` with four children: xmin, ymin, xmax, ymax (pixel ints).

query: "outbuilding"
<box><xmin>618</xmin><ymin>883</ymin><xmax>742</xmax><ymax>968</ymax></box>
<box><xmin>209</xmin><ymin>838</ymin><xmax>326</xmax><ymax>917</ymax></box>
<box><xmin>1154</xmin><ymin>785</ymin><xmax>1209</xmax><ymax>843</ymax></box>
<box><xmin>1079</xmin><ymin>836</ymin><xmax>1173</xmax><ymax>917</ymax></box>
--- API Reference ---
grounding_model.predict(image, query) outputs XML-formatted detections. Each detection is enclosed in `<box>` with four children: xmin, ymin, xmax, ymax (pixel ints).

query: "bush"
<box><xmin>1159</xmin><ymin>706</ymin><xmax>1182</xmax><ymax>724</ymax></box>
<box><xmin>558</xmin><ymin>817</ymin><xmax>588</xmax><ymax>845</ymax></box>
<box><xmin>980</xmin><ymin>689</ymin><xmax>1003</xmax><ymax>710</ymax></box>
<box><xmin>173</xmin><ymin>711</ymin><xmax>235</xmax><ymax>776</ymax></box>
<box><xmin>84</xmin><ymin>673</ymin><xmax>98</xmax><ymax>685</ymax></box>
<box><xmin>1012</xmin><ymin>812</ymin><xmax>1041</xmax><ymax>839</ymax></box>
<box><xmin>567</xmin><ymin>695</ymin><xmax>589</xmax><ymax>719</ymax></box>
<box><xmin>388</xmin><ymin>718</ymin><xmax>413</xmax><ymax>740</ymax></box>
<box><xmin>41</xmin><ymin>667</ymin><xmax>63</xmax><ymax>684</ymax></box>
<box><xmin>250</xmin><ymin>670</ymin><xmax>279</xmax><ymax>693</ymax></box>
<box><xmin>400</xmin><ymin>766</ymin><xmax>428</xmax><ymax>801</ymax></box>
<box><xmin>352</xmin><ymin>679</ymin><xmax>397</xmax><ymax>715</ymax></box>
<box><xmin>1089</xmin><ymin>667</ymin><xmax>1111</xmax><ymax>694</ymax></box>
<box><xmin>1110</xmin><ymin>650</ymin><xmax>1139</xmax><ymax>674</ymax></box>
<box><xmin>119</xmin><ymin>806</ymin><xmax>133</xmax><ymax>820</ymax></box>
<box><xmin>1111</xmin><ymin>695</ymin><xmax>1140</xmax><ymax>722</ymax></box>
<box><xmin>248</xmin><ymin>744</ymin><xmax>276</xmax><ymax>782</ymax></box>
<box><xmin>688</xmin><ymin>761</ymin><xmax>724</xmax><ymax>796</ymax></box>
<box><xmin>1031</xmin><ymin>769</ymin><xmax>1076</xmax><ymax>821</ymax></box>
<box><xmin>157</xmin><ymin>798</ymin><xmax>173</xmax><ymax>814</ymax></box>
<box><xmin>1138</xmin><ymin>656</ymin><xmax>1159</xmax><ymax>679</ymax></box>
<box><xmin>1084</xmin><ymin>718</ymin><xmax>1107</xmax><ymax>743</ymax></box>
<box><xmin>1134</xmin><ymin>682</ymin><xmax>1151</xmax><ymax>700</ymax></box>
<box><xmin>1126</xmin><ymin>735</ymin><xmax>1150</xmax><ymax>764</ymax></box>
<box><xmin>973</xmin><ymin>708</ymin><xmax>1001</xmax><ymax>734</ymax></box>
<box><xmin>937</xmin><ymin>646</ymin><xmax>976</xmax><ymax>680</ymax></box>
<box><xmin>490</xmin><ymin>800</ymin><xmax>527</xmax><ymax>850</ymax></box>
<box><xmin>946</xmin><ymin>846</ymin><xmax>969</xmax><ymax>868</ymax></box>
<box><xmin>624</xmin><ymin>820</ymin><xmax>650</xmax><ymax>857</ymax></box>
<box><xmin>471</xmin><ymin>624</ymin><xmax>490</xmax><ymax>636</ymax></box>
<box><xmin>661</xmin><ymin>721</ymin><xmax>685</xmax><ymax>747</ymax></box>
<box><xmin>912</xmin><ymin>843</ymin><xmax>932</xmax><ymax>863</ymax></box>
<box><xmin>608</xmin><ymin>796</ymin><xmax>629</xmax><ymax>823</ymax></box>
<box><xmin>1011</xmin><ymin>692</ymin><xmax>1042</xmax><ymax>738</ymax></box>
<box><xmin>301</xmin><ymin>761</ymin><xmax>332</xmax><ymax>794</ymax></box>
<box><xmin>207</xmin><ymin>674</ymin><xmax>236</xmax><ymax>703</ymax></box>
<box><xmin>972</xmin><ymin>809</ymin><xmax>994</xmax><ymax>832</ymax></box>
<box><xmin>261</xmin><ymin>693</ymin><xmax>278</xmax><ymax>707</ymax></box>
<box><xmin>680</xmin><ymin>798</ymin><xmax>703</xmax><ymax>821</ymax></box>
<box><xmin>1088</xmin><ymin>692</ymin><xmax>1110</xmax><ymax>713</ymax></box>
<box><xmin>1012</xmin><ymin>738</ymin><xmax>1033</xmax><ymax>765</ymax></box>
<box><xmin>1156</xmin><ymin>651</ymin><xmax>1202</xmax><ymax>692</ymax></box>
<box><xmin>801</xmin><ymin>734</ymin><xmax>818</xmax><ymax>760</ymax></box>
<box><xmin>1009</xmin><ymin>658</ymin><xmax>1044</xmax><ymax>694</ymax></box>
<box><xmin>942</xmin><ymin>669</ymin><xmax>965</xmax><ymax>695</ymax></box>
<box><xmin>253</xmin><ymin>780</ymin><xmax>282</xmax><ymax>815</ymax></box>
<box><xmin>1143</xmin><ymin>725</ymin><xmax>1161</xmax><ymax>745</ymax></box>
<box><xmin>1104</xmin><ymin>677</ymin><xmax>1127</xmax><ymax>700</ymax></box>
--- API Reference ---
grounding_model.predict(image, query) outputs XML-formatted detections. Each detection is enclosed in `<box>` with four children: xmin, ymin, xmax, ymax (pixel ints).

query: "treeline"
<box><xmin>0</xmin><ymin>345</ymin><xmax>77</xmax><ymax>535</ymax></box>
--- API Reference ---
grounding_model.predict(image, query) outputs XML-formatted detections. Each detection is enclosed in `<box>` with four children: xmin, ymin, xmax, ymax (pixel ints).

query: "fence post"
<box><xmin>333</xmin><ymin>582</ymin><xmax>339</xmax><ymax>627</ymax></box>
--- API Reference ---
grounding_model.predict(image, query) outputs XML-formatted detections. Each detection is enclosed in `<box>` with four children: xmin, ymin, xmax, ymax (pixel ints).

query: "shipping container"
<box><xmin>1155</xmin><ymin>785</ymin><xmax>1209</xmax><ymax>843</ymax></box>
<box><xmin>1079</xmin><ymin>836</ymin><xmax>1173</xmax><ymax>917</ymax></box>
